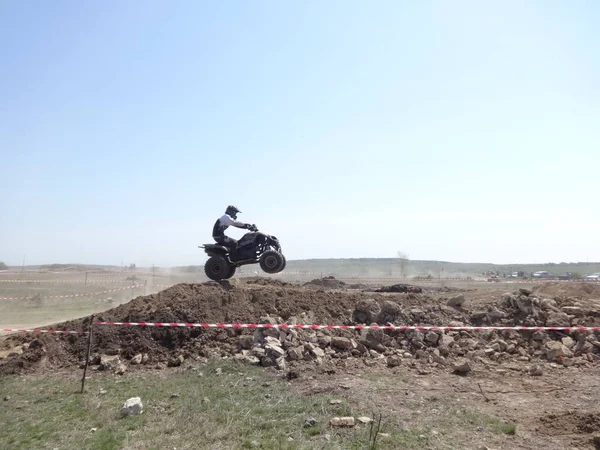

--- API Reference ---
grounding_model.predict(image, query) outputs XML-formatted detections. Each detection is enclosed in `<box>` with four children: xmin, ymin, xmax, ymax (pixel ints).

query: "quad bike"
<box><xmin>200</xmin><ymin>225</ymin><xmax>286</xmax><ymax>281</ymax></box>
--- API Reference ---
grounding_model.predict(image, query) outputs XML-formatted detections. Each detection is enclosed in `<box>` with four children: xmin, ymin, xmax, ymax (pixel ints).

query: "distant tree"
<box><xmin>0</xmin><ymin>262</ymin><xmax>7</xmax><ymax>270</ymax></box>
<box><xmin>397</xmin><ymin>251</ymin><xmax>410</xmax><ymax>277</ymax></box>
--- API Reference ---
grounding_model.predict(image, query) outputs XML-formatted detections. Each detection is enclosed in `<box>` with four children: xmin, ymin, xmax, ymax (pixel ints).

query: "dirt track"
<box><xmin>3</xmin><ymin>279</ymin><xmax>600</xmax><ymax>448</ymax></box>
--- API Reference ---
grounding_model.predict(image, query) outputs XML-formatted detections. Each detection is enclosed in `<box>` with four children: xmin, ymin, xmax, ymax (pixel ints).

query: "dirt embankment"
<box><xmin>533</xmin><ymin>281</ymin><xmax>600</xmax><ymax>300</ymax></box>
<box><xmin>2</xmin><ymin>281</ymin><xmax>600</xmax><ymax>377</ymax></box>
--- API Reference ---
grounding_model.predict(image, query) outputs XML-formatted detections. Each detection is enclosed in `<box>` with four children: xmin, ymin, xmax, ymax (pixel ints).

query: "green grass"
<box><xmin>432</xmin><ymin>403</ymin><xmax>518</xmax><ymax>438</ymax></box>
<box><xmin>0</xmin><ymin>362</ymin><xmax>432</xmax><ymax>450</ymax></box>
<box><xmin>0</xmin><ymin>360</ymin><xmax>520</xmax><ymax>450</ymax></box>
<box><xmin>493</xmin><ymin>422</ymin><xmax>517</xmax><ymax>435</ymax></box>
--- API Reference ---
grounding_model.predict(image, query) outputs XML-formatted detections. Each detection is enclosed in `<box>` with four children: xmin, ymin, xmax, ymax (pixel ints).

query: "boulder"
<box><xmin>561</xmin><ymin>306</ymin><xmax>585</xmax><ymax>317</ymax></box>
<box><xmin>354</xmin><ymin>299</ymin><xmax>381</xmax><ymax>324</ymax></box>
<box><xmin>545</xmin><ymin>341</ymin><xmax>573</xmax><ymax>361</ymax></box>
<box><xmin>561</xmin><ymin>336</ymin><xmax>575</xmax><ymax>349</ymax></box>
<box><xmin>306</xmin><ymin>343</ymin><xmax>325</xmax><ymax>358</ymax></box>
<box><xmin>425</xmin><ymin>332</ymin><xmax>439</xmax><ymax>345</ymax></box>
<box><xmin>501</xmin><ymin>293</ymin><xmax>516</xmax><ymax>306</ymax></box>
<box><xmin>387</xmin><ymin>356</ymin><xmax>401</xmax><ymax>368</ymax></box>
<box><xmin>493</xmin><ymin>340</ymin><xmax>508</xmax><ymax>352</ymax></box>
<box><xmin>515</xmin><ymin>296</ymin><xmax>534</xmax><ymax>314</ymax></box>
<box><xmin>286</xmin><ymin>347</ymin><xmax>304</xmax><ymax>361</ymax></box>
<box><xmin>130</xmin><ymin>354</ymin><xmax>143</xmax><ymax>365</ymax></box>
<box><xmin>275</xmin><ymin>356</ymin><xmax>286</xmax><ymax>370</ymax></box>
<box><xmin>100</xmin><ymin>355</ymin><xmax>121</xmax><ymax>371</ymax></box>
<box><xmin>530</xmin><ymin>365</ymin><xmax>543</xmax><ymax>376</ymax></box>
<box><xmin>120</xmin><ymin>397</ymin><xmax>143</xmax><ymax>417</ymax></box>
<box><xmin>546</xmin><ymin>312</ymin><xmax>570</xmax><ymax>328</ymax></box>
<box><xmin>470</xmin><ymin>312</ymin><xmax>487</xmax><ymax>321</ymax></box>
<box><xmin>381</xmin><ymin>300</ymin><xmax>402</xmax><ymax>315</ymax></box>
<box><xmin>331</xmin><ymin>337</ymin><xmax>356</xmax><ymax>351</ymax></box>
<box><xmin>168</xmin><ymin>355</ymin><xmax>184</xmax><ymax>367</ymax></box>
<box><xmin>359</xmin><ymin>327</ymin><xmax>389</xmax><ymax>352</ymax></box>
<box><xmin>487</xmin><ymin>308</ymin><xmax>506</xmax><ymax>322</ymax></box>
<box><xmin>453</xmin><ymin>359</ymin><xmax>471</xmax><ymax>374</ymax></box>
<box><xmin>265</xmin><ymin>343</ymin><xmax>285</xmax><ymax>358</ymax></box>
<box><xmin>447</xmin><ymin>295</ymin><xmax>465</xmax><ymax>308</ymax></box>
<box><xmin>439</xmin><ymin>334</ymin><xmax>455</xmax><ymax>347</ymax></box>
<box><xmin>330</xmin><ymin>417</ymin><xmax>355</xmax><ymax>428</ymax></box>
<box><xmin>264</xmin><ymin>336</ymin><xmax>281</xmax><ymax>346</ymax></box>
<box><xmin>541</xmin><ymin>298</ymin><xmax>558</xmax><ymax>310</ymax></box>
<box><xmin>239</xmin><ymin>335</ymin><xmax>254</xmax><ymax>350</ymax></box>
<box><xmin>532</xmin><ymin>331</ymin><xmax>546</xmax><ymax>341</ymax></box>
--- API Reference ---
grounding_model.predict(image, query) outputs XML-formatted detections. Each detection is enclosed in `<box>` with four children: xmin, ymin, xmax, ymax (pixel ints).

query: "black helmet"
<box><xmin>225</xmin><ymin>205</ymin><xmax>241</xmax><ymax>219</ymax></box>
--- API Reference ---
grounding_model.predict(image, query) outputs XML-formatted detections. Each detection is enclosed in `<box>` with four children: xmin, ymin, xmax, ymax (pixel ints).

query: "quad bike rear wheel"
<box><xmin>204</xmin><ymin>256</ymin><xmax>232</xmax><ymax>281</ymax></box>
<box><xmin>225</xmin><ymin>265</ymin><xmax>236</xmax><ymax>279</ymax></box>
<box><xmin>278</xmin><ymin>255</ymin><xmax>287</xmax><ymax>272</ymax></box>
<box><xmin>259</xmin><ymin>250</ymin><xmax>284</xmax><ymax>274</ymax></box>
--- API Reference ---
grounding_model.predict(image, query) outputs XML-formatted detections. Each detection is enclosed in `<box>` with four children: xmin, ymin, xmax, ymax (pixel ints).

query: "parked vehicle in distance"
<box><xmin>508</xmin><ymin>271</ymin><xmax>527</xmax><ymax>278</ymax></box>
<box><xmin>584</xmin><ymin>273</ymin><xmax>600</xmax><ymax>281</ymax></box>
<box><xmin>557</xmin><ymin>272</ymin><xmax>574</xmax><ymax>280</ymax></box>
<box><xmin>533</xmin><ymin>271</ymin><xmax>551</xmax><ymax>278</ymax></box>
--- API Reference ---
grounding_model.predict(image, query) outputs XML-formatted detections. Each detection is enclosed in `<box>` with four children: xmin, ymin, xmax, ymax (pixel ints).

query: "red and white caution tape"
<box><xmin>0</xmin><ymin>279</ymin><xmax>138</xmax><ymax>284</ymax></box>
<box><xmin>4</xmin><ymin>322</ymin><xmax>599</xmax><ymax>336</ymax></box>
<box><xmin>0</xmin><ymin>285</ymin><xmax>140</xmax><ymax>301</ymax></box>
<box><xmin>1</xmin><ymin>328</ymin><xmax>85</xmax><ymax>334</ymax></box>
<box><xmin>93</xmin><ymin>322</ymin><xmax>600</xmax><ymax>332</ymax></box>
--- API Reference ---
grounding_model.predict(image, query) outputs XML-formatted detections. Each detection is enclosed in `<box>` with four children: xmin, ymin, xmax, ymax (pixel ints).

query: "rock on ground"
<box><xmin>545</xmin><ymin>341</ymin><xmax>573</xmax><ymax>361</ymax></box>
<box><xmin>447</xmin><ymin>295</ymin><xmax>465</xmax><ymax>307</ymax></box>
<box><xmin>331</xmin><ymin>337</ymin><xmax>356</xmax><ymax>351</ymax></box>
<box><xmin>329</xmin><ymin>417</ymin><xmax>355</xmax><ymax>427</ymax></box>
<box><xmin>120</xmin><ymin>397</ymin><xmax>143</xmax><ymax>417</ymax></box>
<box><xmin>387</xmin><ymin>356</ymin><xmax>401</xmax><ymax>368</ymax></box>
<box><xmin>453</xmin><ymin>359</ymin><xmax>471</xmax><ymax>374</ymax></box>
<box><xmin>530</xmin><ymin>365</ymin><xmax>543</xmax><ymax>376</ymax></box>
<box><xmin>99</xmin><ymin>355</ymin><xmax>120</xmax><ymax>371</ymax></box>
<box><xmin>353</xmin><ymin>299</ymin><xmax>381</xmax><ymax>323</ymax></box>
<box><xmin>115</xmin><ymin>363</ymin><xmax>127</xmax><ymax>375</ymax></box>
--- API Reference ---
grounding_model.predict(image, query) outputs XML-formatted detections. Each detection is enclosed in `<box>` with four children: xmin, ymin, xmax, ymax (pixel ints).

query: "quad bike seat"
<box><xmin>202</xmin><ymin>244</ymin><xmax>229</xmax><ymax>251</ymax></box>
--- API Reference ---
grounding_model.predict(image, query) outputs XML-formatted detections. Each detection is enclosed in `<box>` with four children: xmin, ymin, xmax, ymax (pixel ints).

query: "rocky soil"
<box><xmin>2</xmin><ymin>280</ymin><xmax>600</xmax><ymax>378</ymax></box>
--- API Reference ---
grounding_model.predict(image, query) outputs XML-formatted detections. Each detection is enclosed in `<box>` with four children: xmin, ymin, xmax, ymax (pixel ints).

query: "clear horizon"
<box><xmin>1</xmin><ymin>1</ymin><xmax>598</xmax><ymax>267</ymax></box>
<box><xmin>6</xmin><ymin>257</ymin><xmax>600</xmax><ymax>270</ymax></box>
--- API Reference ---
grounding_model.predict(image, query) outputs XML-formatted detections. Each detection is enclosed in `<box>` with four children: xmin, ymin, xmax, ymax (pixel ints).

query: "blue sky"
<box><xmin>1</xmin><ymin>1</ymin><xmax>598</xmax><ymax>266</ymax></box>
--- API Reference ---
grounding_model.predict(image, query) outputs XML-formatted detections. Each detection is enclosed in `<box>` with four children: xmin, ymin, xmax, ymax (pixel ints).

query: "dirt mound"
<box><xmin>375</xmin><ymin>284</ymin><xmax>423</xmax><ymax>294</ymax></box>
<box><xmin>539</xmin><ymin>412</ymin><xmax>600</xmax><ymax>436</ymax></box>
<box><xmin>427</xmin><ymin>286</ymin><xmax>473</xmax><ymax>293</ymax></box>
<box><xmin>303</xmin><ymin>278</ymin><xmax>347</xmax><ymax>289</ymax></box>
<box><xmin>533</xmin><ymin>282</ymin><xmax>600</xmax><ymax>299</ymax></box>
<box><xmin>0</xmin><ymin>282</ymin><xmax>388</xmax><ymax>374</ymax></box>
<box><xmin>240</xmin><ymin>277</ymin><xmax>295</xmax><ymax>288</ymax></box>
<box><xmin>4</xmin><ymin>284</ymin><xmax>600</xmax><ymax>376</ymax></box>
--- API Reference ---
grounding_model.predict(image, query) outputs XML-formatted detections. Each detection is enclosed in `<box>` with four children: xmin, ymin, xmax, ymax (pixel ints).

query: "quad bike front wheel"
<box><xmin>259</xmin><ymin>250</ymin><xmax>285</xmax><ymax>274</ymax></box>
<box><xmin>204</xmin><ymin>256</ymin><xmax>232</xmax><ymax>281</ymax></box>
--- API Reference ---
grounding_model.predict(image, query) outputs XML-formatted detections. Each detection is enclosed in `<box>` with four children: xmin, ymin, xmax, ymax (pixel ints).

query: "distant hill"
<box><xmin>11</xmin><ymin>259</ymin><xmax>600</xmax><ymax>278</ymax></box>
<box><xmin>281</xmin><ymin>259</ymin><xmax>600</xmax><ymax>278</ymax></box>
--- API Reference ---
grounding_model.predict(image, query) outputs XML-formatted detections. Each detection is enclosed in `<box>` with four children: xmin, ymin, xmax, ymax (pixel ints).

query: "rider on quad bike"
<box><xmin>212</xmin><ymin>205</ymin><xmax>256</xmax><ymax>254</ymax></box>
<box><xmin>201</xmin><ymin>206</ymin><xmax>285</xmax><ymax>280</ymax></box>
